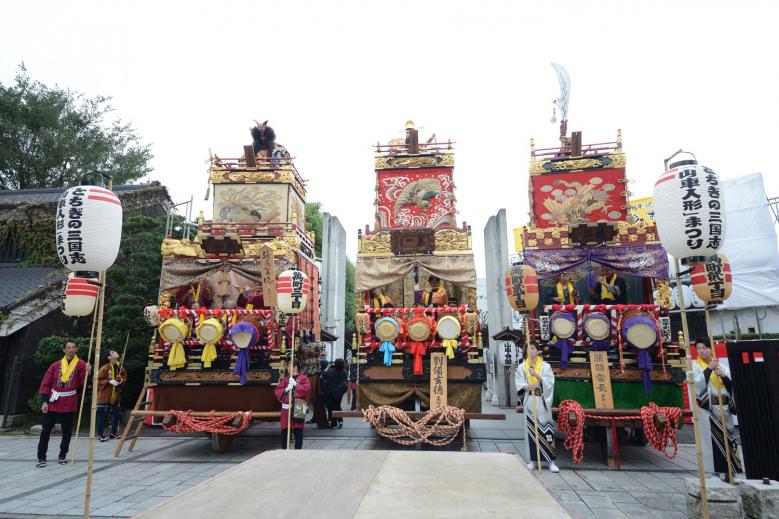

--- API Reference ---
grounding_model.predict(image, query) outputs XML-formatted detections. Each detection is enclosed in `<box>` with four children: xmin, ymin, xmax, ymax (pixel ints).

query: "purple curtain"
<box><xmin>523</xmin><ymin>244</ymin><xmax>669</xmax><ymax>279</ymax></box>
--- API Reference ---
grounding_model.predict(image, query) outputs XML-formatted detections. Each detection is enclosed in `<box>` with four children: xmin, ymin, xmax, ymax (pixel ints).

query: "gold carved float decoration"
<box><xmin>210</xmin><ymin>167</ymin><xmax>306</xmax><ymax>198</ymax></box>
<box><xmin>529</xmin><ymin>153</ymin><xmax>626</xmax><ymax>175</ymax></box>
<box><xmin>375</xmin><ymin>154</ymin><xmax>455</xmax><ymax>170</ymax></box>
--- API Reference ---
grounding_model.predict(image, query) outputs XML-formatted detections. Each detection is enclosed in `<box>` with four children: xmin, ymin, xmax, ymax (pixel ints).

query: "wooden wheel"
<box><xmin>211</xmin><ymin>433</ymin><xmax>234</xmax><ymax>453</ymax></box>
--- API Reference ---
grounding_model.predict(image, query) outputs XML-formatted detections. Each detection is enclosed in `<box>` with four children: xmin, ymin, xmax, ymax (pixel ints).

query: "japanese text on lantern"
<box><xmin>290</xmin><ymin>271</ymin><xmax>304</xmax><ymax>309</ymax></box>
<box><xmin>704</xmin><ymin>167</ymin><xmax>722</xmax><ymax>250</ymax></box>
<box><xmin>679</xmin><ymin>168</ymin><xmax>703</xmax><ymax>250</ymax></box>
<box><xmin>589</xmin><ymin>351</ymin><xmax>614</xmax><ymax>409</ymax></box>
<box><xmin>56</xmin><ymin>187</ymin><xmax>88</xmax><ymax>266</ymax></box>
<box><xmin>706</xmin><ymin>255</ymin><xmax>725</xmax><ymax>301</ymax></box>
<box><xmin>430</xmin><ymin>352</ymin><xmax>447</xmax><ymax>410</ymax></box>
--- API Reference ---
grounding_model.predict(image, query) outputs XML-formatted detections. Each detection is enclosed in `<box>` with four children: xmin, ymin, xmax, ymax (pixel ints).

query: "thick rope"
<box><xmin>557</xmin><ymin>400</ymin><xmax>586</xmax><ymax>464</ymax></box>
<box><xmin>640</xmin><ymin>402</ymin><xmax>682</xmax><ymax>460</ymax></box>
<box><xmin>162</xmin><ymin>410</ymin><xmax>252</xmax><ymax>435</ymax></box>
<box><xmin>362</xmin><ymin>405</ymin><xmax>465</xmax><ymax>446</ymax></box>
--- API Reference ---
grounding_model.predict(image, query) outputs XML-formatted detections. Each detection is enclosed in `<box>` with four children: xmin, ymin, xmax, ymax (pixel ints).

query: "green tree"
<box><xmin>0</xmin><ymin>64</ymin><xmax>152</xmax><ymax>189</ymax></box>
<box><xmin>305</xmin><ymin>202</ymin><xmax>323</xmax><ymax>258</ymax></box>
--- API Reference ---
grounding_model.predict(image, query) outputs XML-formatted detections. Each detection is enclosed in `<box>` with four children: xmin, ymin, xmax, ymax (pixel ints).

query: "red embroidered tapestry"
<box><xmin>530</xmin><ymin>168</ymin><xmax>628</xmax><ymax>228</ymax></box>
<box><xmin>376</xmin><ymin>168</ymin><xmax>455</xmax><ymax>229</ymax></box>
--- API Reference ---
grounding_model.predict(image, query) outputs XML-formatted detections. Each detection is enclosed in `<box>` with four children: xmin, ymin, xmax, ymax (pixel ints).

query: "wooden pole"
<box><xmin>676</xmin><ymin>258</ymin><xmax>709</xmax><ymax>518</ymax></box>
<box><xmin>704</xmin><ymin>304</ymin><xmax>734</xmax><ymax>484</ymax></box>
<box><xmin>525</xmin><ymin>315</ymin><xmax>542</xmax><ymax>473</ymax></box>
<box><xmin>286</xmin><ymin>316</ymin><xmax>296</xmax><ymax>450</ymax></box>
<box><xmin>70</xmin><ymin>303</ymin><xmax>98</xmax><ymax>464</ymax></box>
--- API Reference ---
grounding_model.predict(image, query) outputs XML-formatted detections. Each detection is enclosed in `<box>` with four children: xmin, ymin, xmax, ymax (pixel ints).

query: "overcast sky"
<box><xmin>2</xmin><ymin>0</ymin><xmax>777</xmax><ymax>275</ymax></box>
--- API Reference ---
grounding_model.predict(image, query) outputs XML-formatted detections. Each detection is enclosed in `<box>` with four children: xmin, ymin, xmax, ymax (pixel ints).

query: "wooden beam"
<box><xmin>332</xmin><ymin>411</ymin><xmax>505</xmax><ymax>420</ymax></box>
<box><xmin>131</xmin><ymin>410</ymin><xmax>280</xmax><ymax>419</ymax></box>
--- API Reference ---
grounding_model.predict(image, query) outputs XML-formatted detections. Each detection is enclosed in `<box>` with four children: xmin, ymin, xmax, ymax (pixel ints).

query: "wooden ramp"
<box><xmin>134</xmin><ymin>450</ymin><xmax>571</xmax><ymax>519</ymax></box>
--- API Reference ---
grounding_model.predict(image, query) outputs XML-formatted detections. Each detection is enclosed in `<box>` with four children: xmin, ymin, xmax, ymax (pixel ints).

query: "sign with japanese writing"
<box><xmin>538</xmin><ymin>315</ymin><xmax>551</xmax><ymax>340</ymax></box>
<box><xmin>259</xmin><ymin>244</ymin><xmax>277</xmax><ymax>308</ymax></box>
<box><xmin>659</xmin><ymin>316</ymin><xmax>672</xmax><ymax>343</ymax></box>
<box><xmin>628</xmin><ymin>196</ymin><xmax>655</xmax><ymax>223</ymax></box>
<box><xmin>503</xmin><ymin>341</ymin><xmax>515</xmax><ymax>366</ymax></box>
<box><xmin>589</xmin><ymin>351</ymin><xmax>614</xmax><ymax>409</ymax></box>
<box><xmin>430</xmin><ymin>352</ymin><xmax>448</xmax><ymax>410</ymax></box>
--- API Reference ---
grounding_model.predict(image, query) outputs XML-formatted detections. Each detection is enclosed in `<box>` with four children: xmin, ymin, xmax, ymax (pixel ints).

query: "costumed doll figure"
<box><xmin>552</xmin><ymin>271</ymin><xmax>577</xmax><ymax>305</ymax></box>
<box><xmin>174</xmin><ymin>279</ymin><xmax>213</xmax><ymax>309</ymax></box>
<box><xmin>692</xmin><ymin>337</ymin><xmax>743</xmax><ymax>479</ymax></box>
<box><xmin>419</xmin><ymin>275</ymin><xmax>448</xmax><ymax>308</ymax></box>
<box><xmin>368</xmin><ymin>287</ymin><xmax>393</xmax><ymax>309</ymax></box>
<box><xmin>515</xmin><ymin>341</ymin><xmax>559</xmax><ymax>473</ymax></box>
<box><xmin>592</xmin><ymin>268</ymin><xmax>627</xmax><ymax>305</ymax></box>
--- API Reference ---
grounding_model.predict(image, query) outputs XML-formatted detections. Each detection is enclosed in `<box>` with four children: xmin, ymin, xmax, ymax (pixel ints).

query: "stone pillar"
<box><xmin>685</xmin><ymin>477</ymin><xmax>744</xmax><ymax>518</ymax></box>
<box><xmin>483</xmin><ymin>209</ymin><xmax>513</xmax><ymax>407</ymax></box>
<box><xmin>320</xmin><ymin>213</ymin><xmax>346</xmax><ymax>360</ymax></box>
<box><xmin>740</xmin><ymin>479</ymin><xmax>779</xmax><ymax>519</ymax></box>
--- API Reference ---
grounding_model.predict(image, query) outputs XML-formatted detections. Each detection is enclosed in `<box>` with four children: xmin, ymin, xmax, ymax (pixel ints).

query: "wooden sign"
<box><xmin>589</xmin><ymin>351</ymin><xmax>614</xmax><ymax>409</ymax></box>
<box><xmin>430</xmin><ymin>352</ymin><xmax>447</xmax><ymax>410</ymax></box>
<box><xmin>259</xmin><ymin>244</ymin><xmax>277</xmax><ymax>308</ymax></box>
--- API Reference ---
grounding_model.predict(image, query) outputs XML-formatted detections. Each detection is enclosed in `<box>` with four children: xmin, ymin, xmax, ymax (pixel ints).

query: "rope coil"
<box><xmin>362</xmin><ymin>405</ymin><xmax>465</xmax><ymax>447</ymax></box>
<box><xmin>557</xmin><ymin>400</ymin><xmax>586</xmax><ymax>464</ymax></box>
<box><xmin>641</xmin><ymin>402</ymin><xmax>682</xmax><ymax>460</ymax></box>
<box><xmin>162</xmin><ymin>410</ymin><xmax>253</xmax><ymax>435</ymax></box>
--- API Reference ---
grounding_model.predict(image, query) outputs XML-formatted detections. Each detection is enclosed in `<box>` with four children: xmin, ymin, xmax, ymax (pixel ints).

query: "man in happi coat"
<box><xmin>515</xmin><ymin>341</ymin><xmax>559</xmax><ymax>473</ymax></box>
<box><xmin>96</xmin><ymin>350</ymin><xmax>127</xmax><ymax>441</ymax></box>
<box><xmin>692</xmin><ymin>337</ymin><xmax>743</xmax><ymax>479</ymax></box>
<box><xmin>37</xmin><ymin>340</ymin><xmax>90</xmax><ymax>467</ymax></box>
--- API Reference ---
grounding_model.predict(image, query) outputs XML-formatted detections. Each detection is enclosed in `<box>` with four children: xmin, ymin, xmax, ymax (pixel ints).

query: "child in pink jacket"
<box><xmin>274</xmin><ymin>361</ymin><xmax>311</xmax><ymax>449</ymax></box>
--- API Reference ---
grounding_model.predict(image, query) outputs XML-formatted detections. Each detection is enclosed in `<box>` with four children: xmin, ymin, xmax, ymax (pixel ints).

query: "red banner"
<box><xmin>530</xmin><ymin>168</ymin><xmax>628</xmax><ymax>228</ymax></box>
<box><xmin>376</xmin><ymin>168</ymin><xmax>455</xmax><ymax>229</ymax></box>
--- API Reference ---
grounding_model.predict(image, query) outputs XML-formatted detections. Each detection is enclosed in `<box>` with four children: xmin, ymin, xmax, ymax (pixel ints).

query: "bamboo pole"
<box><xmin>525</xmin><ymin>315</ymin><xmax>542</xmax><ymax>473</ymax></box>
<box><xmin>704</xmin><ymin>304</ymin><xmax>734</xmax><ymax>483</ymax></box>
<box><xmin>676</xmin><ymin>258</ymin><xmax>709</xmax><ymax>519</ymax></box>
<box><xmin>70</xmin><ymin>303</ymin><xmax>98</xmax><ymax>464</ymax></box>
<box><xmin>83</xmin><ymin>269</ymin><xmax>106</xmax><ymax>519</ymax></box>
<box><xmin>286</xmin><ymin>316</ymin><xmax>296</xmax><ymax>450</ymax></box>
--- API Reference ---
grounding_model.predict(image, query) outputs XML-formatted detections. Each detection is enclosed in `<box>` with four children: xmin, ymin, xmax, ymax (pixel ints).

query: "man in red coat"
<box><xmin>274</xmin><ymin>361</ymin><xmax>311</xmax><ymax>449</ymax></box>
<box><xmin>36</xmin><ymin>340</ymin><xmax>90</xmax><ymax>467</ymax></box>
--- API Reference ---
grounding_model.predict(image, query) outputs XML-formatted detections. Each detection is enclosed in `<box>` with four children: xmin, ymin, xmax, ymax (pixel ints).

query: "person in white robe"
<box><xmin>515</xmin><ymin>341</ymin><xmax>559</xmax><ymax>473</ymax></box>
<box><xmin>692</xmin><ymin>337</ymin><xmax>743</xmax><ymax>480</ymax></box>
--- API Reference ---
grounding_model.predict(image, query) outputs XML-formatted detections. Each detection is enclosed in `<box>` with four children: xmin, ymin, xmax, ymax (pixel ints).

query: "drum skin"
<box><xmin>584</xmin><ymin>312</ymin><xmax>610</xmax><ymax>341</ymax></box>
<box><xmin>375</xmin><ymin>316</ymin><xmax>400</xmax><ymax>342</ymax></box>
<box><xmin>621</xmin><ymin>310</ymin><xmax>658</xmax><ymax>349</ymax></box>
<box><xmin>550</xmin><ymin>311</ymin><xmax>576</xmax><ymax>339</ymax></box>
<box><xmin>407</xmin><ymin>316</ymin><xmax>432</xmax><ymax>341</ymax></box>
<box><xmin>196</xmin><ymin>317</ymin><xmax>224</xmax><ymax>343</ymax></box>
<box><xmin>437</xmin><ymin>315</ymin><xmax>462</xmax><ymax>340</ymax></box>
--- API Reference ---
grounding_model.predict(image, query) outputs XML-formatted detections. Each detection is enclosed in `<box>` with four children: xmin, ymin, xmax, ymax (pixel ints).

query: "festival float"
<box><xmin>509</xmin><ymin>65</ymin><xmax>687</xmax><ymax>467</ymax></box>
<box><xmin>114</xmin><ymin>121</ymin><xmax>321</xmax><ymax>454</ymax></box>
<box><xmin>341</xmin><ymin>122</ymin><xmax>502</xmax><ymax>448</ymax></box>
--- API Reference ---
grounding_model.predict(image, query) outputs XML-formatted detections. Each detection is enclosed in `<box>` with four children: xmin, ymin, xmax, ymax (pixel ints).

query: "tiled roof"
<box><xmin>0</xmin><ymin>182</ymin><xmax>167</xmax><ymax>206</ymax></box>
<box><xmin>0</xmin><ymin>264</ymin><xmax>64</xmax><ymax>310</ymax></box>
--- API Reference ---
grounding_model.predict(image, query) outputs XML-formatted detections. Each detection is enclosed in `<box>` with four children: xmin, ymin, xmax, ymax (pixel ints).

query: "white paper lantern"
<box><xmin>653</xmin><ymin>153</ymin><xmax>725</xmax><ymax>265</ymax></box>
<box><xmin>63</xmin><ymin>276</ymin><xmax>99</xmax><ymax>316</ymax></box>
<box><xmin>55</xmin><ymin>186</ymin><xmax>123</xmax><ymax>273</ymax></box>
<box><xmin>673</xmin><ymin>285</ymin><xmax>694</xmax><ymax>309</ymax></box>
<box><xmin>277</xmin><ymin>270</ymin><xmax>310</xmax><ymax>314</ymax></box>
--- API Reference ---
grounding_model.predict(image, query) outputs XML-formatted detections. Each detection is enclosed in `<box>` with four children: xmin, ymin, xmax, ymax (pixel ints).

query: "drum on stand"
<box><xmin>550</xmin><ymin>311</ymin><xmax>576</xmax><ymax>339</ymax></box>
<box><xmin>620</xmin><ymin>310</ymin><xmax>658</xmax><ymax>349</ymax></box>
<box><xmin>583</xmin><ymin>312</ymin><xmax>610</xmax><ymax>341</ymax></box>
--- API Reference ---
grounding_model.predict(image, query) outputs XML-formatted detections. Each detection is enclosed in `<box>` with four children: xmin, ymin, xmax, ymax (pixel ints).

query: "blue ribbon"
<box><xmin>379</xmin><ymin>341</ymin><xmax>396</xmax><ymax>366</ymax></box>
<box><xmin>637</xmin><ymin>349</ymin><xmax>652</xmax><ymax>394</ymax></box>
<box><xmin>232</xmin><ymin>349</ymin><xmax>250</xmax><ymax>385</ymax></box>
<box><xmin>553</xmin><ymin>338</ymin><xmax>573</xmax><ymax>368</ymax></box>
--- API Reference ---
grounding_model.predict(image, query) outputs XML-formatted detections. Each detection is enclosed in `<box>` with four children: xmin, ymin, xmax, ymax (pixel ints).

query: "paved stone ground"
<box><xmin>0</xmin><ymin>400</ymin><xmax>704</xmax><ymax>519</ymax></box>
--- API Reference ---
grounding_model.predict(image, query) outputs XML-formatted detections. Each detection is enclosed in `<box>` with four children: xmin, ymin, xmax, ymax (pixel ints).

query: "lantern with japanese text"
<box><xmin>62</xmin><ymin>276</ymin><xmax>99</xmax><ymax>316</ymax></box>
<box><xmin>277</xmin><ymin>270</ymin><xmax>309</xmax><ymax>314</ymax></box>
<box><xmin>653</xmin><ymin>153</ymin><xmax>726</xmax><ymax>265</ymax></box>
<box><xmin>690</xmin><ymin>253</ymin><xmax>732</xmax><ymax>304</ymax></box>
<box><xmin>505</xmin><ymin>264</ymin><xmax>539</xmax><ymax>312</ymax></box>
<box><xmin>55</xmin><ymin>186</ymin><xmax>123</xmax><ymax>273</ymax></box>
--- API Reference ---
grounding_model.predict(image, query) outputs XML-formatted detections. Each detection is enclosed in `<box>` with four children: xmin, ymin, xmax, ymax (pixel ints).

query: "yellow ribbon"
<box><xmin>697</xmin><ymin>356</ymin><xmax>724</xmax><ymax>391</ymax></box>
<box><xmin>555</xmin><ymin>282</ymin><xmax>575</xmax><ymax>304</ymax></box>
<box><xmin>524</xmin><ymin>356</ymin><xmax>543</xmax><ymax>386</ymax></box>
<box><xmin>167</xmin><ymin>343</ymin><xmax>187</xmax><ymax>370</ymax></box>
<box><xmin>442</xmin><ymin>339</ymin><xmax>458</xmax><ymax>359</ymax></box>
<box><xmin>60</xmin><ymin>355</ymin><xmax>79</xmax><ymax>384</ymax></box>
<box><xmin>201</xmin><ymin>343</ymin><xmax>218</xmax><ymax>368</ymax></box>
<box><xmin>110</xmin><ymin>363</ymin><xmax>117</xmax><ymax>404</ymax></box>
